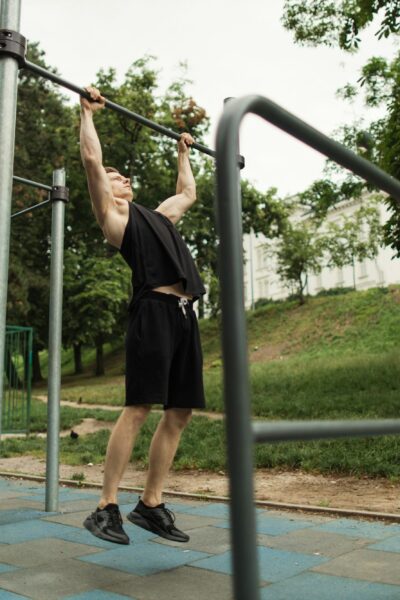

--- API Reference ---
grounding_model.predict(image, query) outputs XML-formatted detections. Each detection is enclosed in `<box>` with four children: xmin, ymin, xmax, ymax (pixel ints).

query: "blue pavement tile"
<box><xmin>19</xmin><ymin>489</ymin><xmax>99</xmax><ymax>503</ymax></box>
<box><xmin>190</xmin><ymin>545</ymin><xmax>327</xmax><ymax>582</ymax></box>
<box><xmin>314</xmin><ymin>519</ymin><xmax>400</xmax><ymax>540</ymax></box>
<box><xmin>369</xmin><ymin>535</ymin><xmax>400</xmax><ymax>554</ymax></box>
<box><xmin>0</xmin><ymin>509</ymin><xmax>59</xmax><ymax>525</ymax></box>
<box><xmin>261</xmin><ymin>572</ymin><xmax>400</xmax><ymax>599</ymax></box>
<box><xmin>0</xmin><ymin>520</ymin><xmax>82</xmax><ymax>544</ymax></box>
<box><xmin>0</xmin><ymin>564</ymin><xmax>19</xmax><ymax>575</ymax></box>
<box><xmin>78</xmin><ymin>541</ymin><xmax>210</xmax><ymax>576</ymax></box>
<box><xmin>0</xmin><ymin>590</ymin><xmax>31</xmax><ymax>599</ymax></box>
<box><xmin>117</xmin><ymin>492</ymin><xmax>141</xmax><ymax>505</ymax></box>
<box><xmin>216</xmin><ymin>514</ymin><xmax>313</xmax><ymax>536</ymax></box>
<box><xmin>63</xmin><ymin>590</ymin><xmax>136</xmax><ymax>600</ymax></box>
<box><xmin>179</xmin><ymin>502</ymin><xmax>267</xmax><ymax>519</ymax></box>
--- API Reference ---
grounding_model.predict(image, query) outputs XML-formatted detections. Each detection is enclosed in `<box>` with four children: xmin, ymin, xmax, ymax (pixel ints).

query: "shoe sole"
<box><xmin>83</xmin><ymin>517</ymin><xmax>130</xmax><ymax>545</ymax></box>
<box><xmin>126</xmin><ymin>510</ymin><xmax>189</xmax><ymax>542</ymax></box>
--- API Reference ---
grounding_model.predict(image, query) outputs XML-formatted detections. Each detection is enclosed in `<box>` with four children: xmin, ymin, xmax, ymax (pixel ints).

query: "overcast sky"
<box><xmin>19</xmin><ymin>0</ymin><xmax>399</xmax><ymax>197</ymax></box>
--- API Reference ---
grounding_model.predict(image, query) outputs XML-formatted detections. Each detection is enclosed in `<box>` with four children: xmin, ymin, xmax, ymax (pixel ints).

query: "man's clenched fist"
<box><xmin>80</xmin><ymin>86</ymin><xmax>106</xmax><ymax>113</ymax></box>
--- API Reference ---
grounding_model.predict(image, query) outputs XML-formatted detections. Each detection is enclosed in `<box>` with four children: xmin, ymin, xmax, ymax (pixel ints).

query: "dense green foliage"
<box><xmin>282</xmin><ymin>1</ymin><xmax>400</xmax><ymax>257</ymax></box>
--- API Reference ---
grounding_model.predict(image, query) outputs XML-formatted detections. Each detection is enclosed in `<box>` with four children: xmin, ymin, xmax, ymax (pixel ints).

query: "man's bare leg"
<box><xmin>98</xmin><ymin>404</ymin><xmax>151</xmax><ymax>509</ymax></box>
<box><xmin>141</xmin><ymin>408</ymin><xmax>192</xmax><ymax>507</ymax></box>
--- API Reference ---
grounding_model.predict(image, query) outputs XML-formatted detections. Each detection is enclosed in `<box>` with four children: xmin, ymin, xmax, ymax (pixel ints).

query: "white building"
<box><xmin>242</xmin><ymin>195</ymin><xmax>400</xmax><ymax>309</ymax></box>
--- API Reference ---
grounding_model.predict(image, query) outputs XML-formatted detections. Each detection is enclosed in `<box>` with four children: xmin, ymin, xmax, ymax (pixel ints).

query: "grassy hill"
<box><xmin>38</xmin><ymin>284</ymin><xmax>400</xmax><ymax>382</ymax></box>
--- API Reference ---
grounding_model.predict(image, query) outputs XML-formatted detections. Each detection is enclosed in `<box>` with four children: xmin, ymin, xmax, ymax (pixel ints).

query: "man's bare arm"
<box><xmin>156</xmin><ymin>133</ymin><xmax>196</xmax><ymax>225</ymax></box>
<box><xmin>80</xmin><ymin>87</ymin><xmax>114</xmax><ymax>227</ymax></box>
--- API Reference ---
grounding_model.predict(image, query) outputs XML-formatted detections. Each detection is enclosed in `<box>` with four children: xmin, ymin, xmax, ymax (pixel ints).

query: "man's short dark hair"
<box><xmin>104</xmin><ymin>166</ymin><xmax>119</xmax><ymax>174</ymax></box>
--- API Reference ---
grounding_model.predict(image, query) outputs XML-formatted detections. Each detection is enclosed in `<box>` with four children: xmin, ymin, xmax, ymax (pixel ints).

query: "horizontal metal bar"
<box><xmin>11</xmin><ymin>198</ymin><xmax>51</xmax><ymax>219</ymax></box>
<box><xmin>252</xmin><ymin>419</ymin><xmax>400</xmax><ymax>444</ymax></box>
<box><xmin>22</xmin><ymin>59</ymin><xmax>238</xmax><ymax>164</ymax></box>
<box><xmin>13</xmin><ymin>175</ymin><xmax>52</xmax><ymax>192</ymax></box>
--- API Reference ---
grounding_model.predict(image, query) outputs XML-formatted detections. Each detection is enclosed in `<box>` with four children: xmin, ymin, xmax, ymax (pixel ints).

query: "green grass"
<box><xmin>6</xmin><ymin>285</ymin><xmax>400</xmax><ymax>478</ymax></box>
<box><xmin>3</xmin><ymin>405</ymin><xmax>400</xmax><ymax>478</ymax></box>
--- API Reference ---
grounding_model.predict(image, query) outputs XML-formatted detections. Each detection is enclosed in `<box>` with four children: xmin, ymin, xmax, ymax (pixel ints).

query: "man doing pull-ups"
<box><xmin>80</xmin><ymin>85</ymin><xmax>206</xmax><ymax>545</ymax></box>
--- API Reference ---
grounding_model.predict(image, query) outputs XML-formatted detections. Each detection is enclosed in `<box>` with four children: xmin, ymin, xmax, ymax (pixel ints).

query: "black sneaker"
<box><xmin>83</xmin><ymin>503</ymin><xmax>130</xmax><ymax>545</ymax></box>
<box><xmin>126</xmin><ymin>497</ymin><xmax>189</xmax><ymax>542</ymax></box>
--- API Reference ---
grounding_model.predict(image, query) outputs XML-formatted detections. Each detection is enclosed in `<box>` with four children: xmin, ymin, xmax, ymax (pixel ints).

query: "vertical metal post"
<box><xmin>45</xmin><ymin>169</ymin><xmax>66</xmax><ymax>512</ymax></box>
<box><xmin>219</xmin><ymin>99</ymin><xmax>260</xmax><ymax>600</ymax></box>
<box><xmin>249</xmin><ymin>228</ymin><xmax>255</xmax><ymax>310</ymax></box>
<box><xmin>0</xmin><ymin>0</ymin><xmax>22</xmax><ymax>440</ymax></box>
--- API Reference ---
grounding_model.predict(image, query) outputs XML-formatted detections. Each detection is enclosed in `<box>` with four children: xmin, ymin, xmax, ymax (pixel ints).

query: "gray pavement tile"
<box><xmin>0</xmin><ymin>538</ymin><xmax>103</xmax><ymax>567</ymax></box>
<box><xmin>102</xmin><ymin>565</ymin><xmax>236</xmax><ymax>600</ymax></box>
<box><xmin>148</xmin><ymin>512</ymin><xmax>226</xmax><ymax>532</ymax></box>
<box><xmin>57</xmin><ymin>499</ymin><xmax>100</xmax><ymax>513</ymax></box>
<box><xmin>261</xmin><ymin>572</ymin><xmax>400</xmax><ymax>600</ymax></box>
<box><xmin>0</xmin><ymin>557</ymin><xmax>141</xmax><ymax>600</ymax></box>
<box><xmin>312</xmin><ymin>548</ymin><xmax>400</xmax><ymax>586</ymax></box>
<box><xmin>0</xmin><ymin>509</ymin><xmax>58</xmax><ymax>526</ymax></box>
<box><xmin>0</xmin><ymin>499</ymin><xmax>47</xmax><ymax>511</ymax></box>
<box><xmin>78</xmin><ymin>541</ymin><xmax>209</xmax><ymax>576</ymax></box>
<box><xmin>258</xmin><ymin>528</ymin><xmax>371</xmax><ymax>557</ymax></box>
<box><xmin>0</xmin><ymin>491</ymin><xmax>28</xmax><ymax>501</ymax></box>
<box><xmin>63</xmin><ymin>590</ymin><xmax>139</xmax><ymax>600</ymax></box>
<box><xmin>152</xmin><ymin>525</ymin><xmax>231</xmax><ymax>554</ymax></box>
<box><xmin>41</xmin><ymin>509</ymin><xmax>93</xmax><ymax>528</ymax></box>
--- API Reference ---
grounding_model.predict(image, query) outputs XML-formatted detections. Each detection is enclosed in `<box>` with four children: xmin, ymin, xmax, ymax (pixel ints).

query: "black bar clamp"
<box><xmin>50</xmin><ymin>186</ymin><xmax>69</xmax><ymax>203</ymax></box>
<box><xmin>0</xmin><ymin>29</ymin><xmax>26</xmax><ymax>67</ymax></box>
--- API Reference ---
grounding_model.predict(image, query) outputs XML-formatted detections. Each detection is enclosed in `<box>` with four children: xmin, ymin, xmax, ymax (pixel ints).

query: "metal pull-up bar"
<box><xmin>214</xmin><ymin>95</ymin><xmax>400</xmax><ymax>600</ymax></box>
<box><xmin>0</xmin><ymin>28</ymin><xmax>245</xmax><ymax>168</ymax></box>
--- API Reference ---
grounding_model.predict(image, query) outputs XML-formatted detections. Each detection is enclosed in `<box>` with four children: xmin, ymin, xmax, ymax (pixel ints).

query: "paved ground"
<box><xmin>1</xmin><ymin>477</ymin><xmax>400</xmax><ymax>599</ymax></box>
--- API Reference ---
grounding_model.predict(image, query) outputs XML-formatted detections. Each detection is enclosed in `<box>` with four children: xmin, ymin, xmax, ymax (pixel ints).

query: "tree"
<box><xmin>282</xmin><ymin>0</ymin><xmax>400</xmax><ymax>50</ymax></box>
<box><xmin>9</xmin><ymin>42</ymin><xmax>75</xmax><ymax>382</ymax></box>
<box><xmin>272</xmin><ymin>196</ymin><xmax>383</xmax><ymax>303</ymax></box>
<box><xmin>64</xmin><ymin>252</ymin><xmax>130</xmax><ymax>376</ymax></box>
<box><xmin>274</xmin><ymin>219</ymin><xmax>325</xmax><ymax>304</ymax></box>
<box><xmin>323</xmin><ymin>196</ymin><xmax>384</xmax><ymax>272</ymax></box>
<box><xmin>282</xmin><ymin>2</ymin><xmax>400</xmax><ymax>256</ymax></box>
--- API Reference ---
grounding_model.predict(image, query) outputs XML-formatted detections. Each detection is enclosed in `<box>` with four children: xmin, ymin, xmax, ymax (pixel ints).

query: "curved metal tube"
<box><xmin>215</xmin><ymin>94</ymin><xmax>400</xmax><ymax>600</ymax></box>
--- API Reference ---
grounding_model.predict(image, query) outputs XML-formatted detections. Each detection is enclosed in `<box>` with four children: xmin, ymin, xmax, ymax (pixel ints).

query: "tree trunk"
<box><xmin>32</xmin><ymin>344</ymin><xmax>43</xmax><ymax>383</ymax></box>
<box><xmin>95</xmin><ymin>339</ymin><xmax>105</xmax><ymax>376</ymax></box>
<box><xmin>73</xmin><ymin>342</ymin><xmax>83</xmax><ymax>375</ymax></box>
<box><xmin>198</xmin><ymin>294</ymin><xmax>204</xmax><ymax>319</ymax></box>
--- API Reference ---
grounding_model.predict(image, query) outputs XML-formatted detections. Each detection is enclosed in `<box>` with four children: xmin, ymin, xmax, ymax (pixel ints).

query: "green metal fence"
<box><xmin>2</xmin><ymin>325</ymin><xmax>32</xmax><ymax>434</ymax></box>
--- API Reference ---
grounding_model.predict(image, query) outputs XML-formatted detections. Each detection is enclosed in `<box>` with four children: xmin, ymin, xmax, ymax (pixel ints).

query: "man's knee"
<box><xmin>164</xmin><ymin>407</ymin><xmax>193</xmax><ymax>429</ymax></box>
<box><xmin>122</xmin><ymin>404</ymin><xmax>152</xmax><ymax>425</ymax></box>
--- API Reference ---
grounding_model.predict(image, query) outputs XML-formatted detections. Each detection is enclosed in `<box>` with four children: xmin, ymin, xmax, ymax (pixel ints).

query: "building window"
<box><xmin>359</xmin><ymin>260</ymin><xmax>368</xmax><ymax>279</ymax></box>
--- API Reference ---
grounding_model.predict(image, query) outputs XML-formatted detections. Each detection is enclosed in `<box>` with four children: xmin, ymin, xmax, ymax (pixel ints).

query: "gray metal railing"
<box><xmin>215</xmin><ymin>95</ymin><xmax>400</xmax><ymax>600</ymax></box>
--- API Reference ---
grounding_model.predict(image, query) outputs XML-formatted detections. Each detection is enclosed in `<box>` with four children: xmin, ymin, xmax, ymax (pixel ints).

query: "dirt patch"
<box><xmin>249</xmin><ymin>342</ymin><xmax>286</xmax><ymax>363</ymax></box>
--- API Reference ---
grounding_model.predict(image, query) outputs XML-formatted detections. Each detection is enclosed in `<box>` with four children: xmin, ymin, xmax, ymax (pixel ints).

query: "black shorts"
<box><xmin>124</xmin><ymin>290</ymin><xmax>206</xmax><ymax>410</ymax></box>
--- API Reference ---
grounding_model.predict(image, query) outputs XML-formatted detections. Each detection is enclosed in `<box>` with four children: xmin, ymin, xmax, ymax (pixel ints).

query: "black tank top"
<box><xmin>119</xmin><ymin>201</ymin><xmax>206</xmax><ymax>311</ymax></box>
